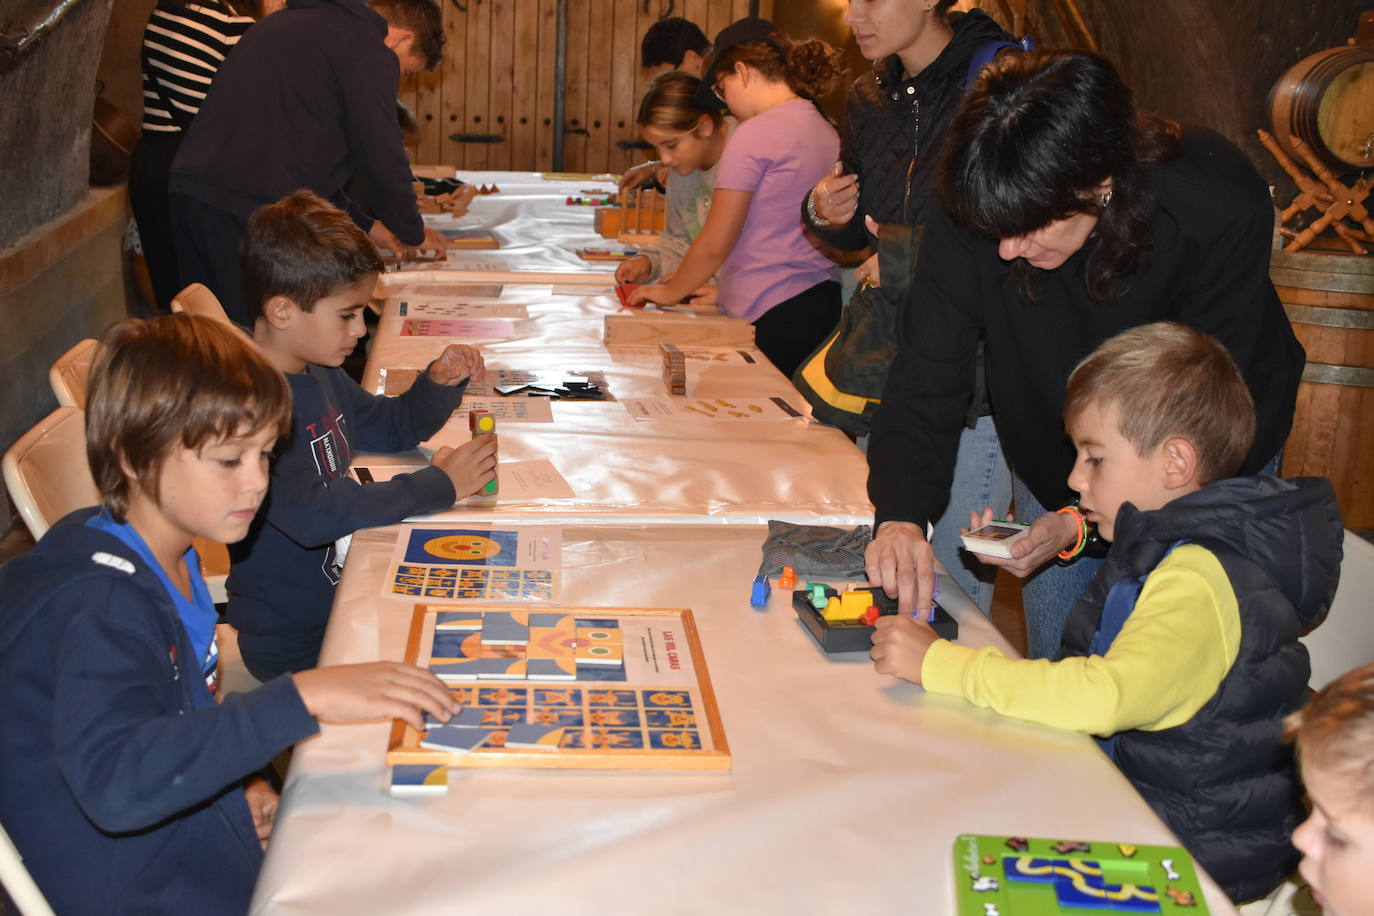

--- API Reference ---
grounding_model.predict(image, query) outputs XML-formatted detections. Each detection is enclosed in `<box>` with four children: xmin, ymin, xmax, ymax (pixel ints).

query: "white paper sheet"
<box><xmin>621</xmin><ymin>396</ymin><xmax>806</xmax><ymax>421</ymax></box>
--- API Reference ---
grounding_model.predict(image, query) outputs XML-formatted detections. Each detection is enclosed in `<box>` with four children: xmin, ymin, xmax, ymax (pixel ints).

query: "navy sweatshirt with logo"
<box><xmin>0</xmin><ymin>508</ymin><xmax>318</xmax><ymax>914</ymax></box>
<box><xmin>228</xmin><ymin>364</ymin><xmax>466</xmax><ymax>680</ymax></box>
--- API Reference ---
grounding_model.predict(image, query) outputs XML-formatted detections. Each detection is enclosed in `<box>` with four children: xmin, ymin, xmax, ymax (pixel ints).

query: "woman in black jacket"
<box><xmin>800</xmin><ymin>1</ymin><xmax>1015</xmax><ymax>616</ymax></box>
<box><xmin>863</xmin><ymin>50</ymin><xmax>1304</xmax><ymax>658</ymax></box>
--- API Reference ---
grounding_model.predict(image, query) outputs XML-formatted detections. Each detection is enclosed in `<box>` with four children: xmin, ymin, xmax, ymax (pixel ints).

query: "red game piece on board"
<box><xmin>861</xmin><ymin>606</ymin><xmax>879</xmax><ymax>626</ymax></box>
<box><xmin>616</xmin><ymin>283</ymin><xmax>643</xmax><ymax>309</ymax></box>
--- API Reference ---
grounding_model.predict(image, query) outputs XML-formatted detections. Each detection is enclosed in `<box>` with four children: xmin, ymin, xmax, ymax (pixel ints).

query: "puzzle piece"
<box><xmin>419</xmin><ymin>726</ymin><xmax>492</xmax><ymax>754</ymax></box>
<box><xmin>504</xmin><ymin>723</ymin><xmax>569</xmax><ymax>749</ymax></box>
<box><xmin>389</xmin><ymin>764</ymin><xmax>448</xmax><ymax>796</ymax></box>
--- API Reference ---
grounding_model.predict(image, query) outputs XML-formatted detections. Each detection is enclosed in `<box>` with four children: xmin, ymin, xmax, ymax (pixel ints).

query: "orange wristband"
<box><xmin>1055</xmin><ymin>504</ymin><xmax>1088</xmax><ymax>561</ymax></box>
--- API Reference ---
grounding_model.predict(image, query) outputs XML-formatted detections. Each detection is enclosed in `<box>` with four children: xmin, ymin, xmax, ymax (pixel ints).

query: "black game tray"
<box><xmin>792</xmin><ymin>585</ymin><xmax>958</xmax><ymax>653</ymax></box>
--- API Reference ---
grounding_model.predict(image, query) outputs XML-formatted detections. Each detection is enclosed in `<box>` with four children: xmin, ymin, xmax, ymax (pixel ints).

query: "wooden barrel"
<box><xmin>1269</xmin><ymin>45</ymin><xmax>1374</xmax><ymax>173</ymax></box>
<box><xmin>1274</xmin><ymin>248</ymin><xmax>1374</xmax><ymax>528</ymax></box>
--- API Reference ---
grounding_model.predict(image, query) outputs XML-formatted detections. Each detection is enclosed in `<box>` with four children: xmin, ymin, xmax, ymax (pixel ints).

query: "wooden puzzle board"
<box><xmin>387</xmin><ymin>605</ymin><xmax>730</xmax><ymax>770</ymax></box>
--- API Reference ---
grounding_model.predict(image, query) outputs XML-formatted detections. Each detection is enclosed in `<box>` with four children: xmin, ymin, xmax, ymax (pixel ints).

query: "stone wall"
<box><xmin>0</xmin><ymin>0</ymin><xmax>115</xmax><ymax>249</ymax></box>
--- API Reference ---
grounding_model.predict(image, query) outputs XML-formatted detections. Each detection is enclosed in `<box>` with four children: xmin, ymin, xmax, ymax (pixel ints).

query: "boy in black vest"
<box><xmin>870</xmin><ymin>321</ymin><xmax>1343</xmax><ymax>903</ymax></box>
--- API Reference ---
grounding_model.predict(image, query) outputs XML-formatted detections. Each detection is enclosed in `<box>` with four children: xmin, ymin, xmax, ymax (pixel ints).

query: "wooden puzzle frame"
<box><xmin>387</xmin><ymin>604</ymin><xmax>731</xmax><ymax>770</ymax></box>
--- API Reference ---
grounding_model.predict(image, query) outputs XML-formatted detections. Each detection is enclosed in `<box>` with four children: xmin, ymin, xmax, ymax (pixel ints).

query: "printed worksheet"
<box><xmin>384</xmin><ymin>525</ymin><xmax>561</xmax><ymax>604</ymax></box>
<box><xmin>400</xmin><ymin>318</ymin><xmax>517</xmax><ymax>339</ymax></box>
<box><xmin>398</xmin><ymin>300</ymin><xmax>528</xmax><ymax>320</ymax></box>
<box><xmin>621</xmin><ymin>396</ymin><xmax>806</xmax><ymax>421</ymax></box>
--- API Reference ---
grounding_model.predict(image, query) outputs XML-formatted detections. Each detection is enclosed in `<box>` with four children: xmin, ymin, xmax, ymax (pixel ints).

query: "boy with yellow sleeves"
<box><xmin>871</xmin><ymin>322</ymin><xmax>1344</xmax><ymax>904</ymax></box>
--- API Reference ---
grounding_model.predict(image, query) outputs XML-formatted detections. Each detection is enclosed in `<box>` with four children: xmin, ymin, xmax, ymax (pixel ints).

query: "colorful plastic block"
<box><xmin>749</xmin><ymin>573</ymin><xmax>771</xmax><ymax>606</ymax></box>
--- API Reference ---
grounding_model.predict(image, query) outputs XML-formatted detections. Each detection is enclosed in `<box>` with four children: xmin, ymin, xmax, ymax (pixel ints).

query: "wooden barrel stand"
<box><xmin>1274</xmin><ymin>248</ymin><xmax>1374</xmax><ymax>528</ymax></box>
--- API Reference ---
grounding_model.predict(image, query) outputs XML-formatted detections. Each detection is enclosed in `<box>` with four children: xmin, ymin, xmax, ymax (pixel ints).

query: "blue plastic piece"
<box><xmin>749</xmin><ymin>573</ymin><xmax>771</xmax><ymax>607</ymax></box>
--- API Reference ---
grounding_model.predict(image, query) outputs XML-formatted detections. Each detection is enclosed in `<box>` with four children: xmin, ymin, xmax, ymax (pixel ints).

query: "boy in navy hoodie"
<box><xmin>170</xmin><ymin>0</ymin><xmax>449</xmax><ymax>325</ymax></box>
<box><xmin>229</xmin><ymin>190</ymin><xmax>497</xmax><ymax>681</ymax></box>
<box><xmin>0</xmin><ymin>314</ymin><xmax>461</xmax><ymax>914</ymax></box>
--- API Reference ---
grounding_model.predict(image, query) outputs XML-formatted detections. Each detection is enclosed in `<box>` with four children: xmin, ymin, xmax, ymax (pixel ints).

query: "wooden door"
<box><xmin>398</xmin><ymin>0</ymin><xmax>772</xmax><ymax>174</ymax></box>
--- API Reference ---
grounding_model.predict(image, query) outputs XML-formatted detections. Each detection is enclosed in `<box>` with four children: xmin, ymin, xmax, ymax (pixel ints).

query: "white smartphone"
<box><xmin>960</xmin><ymin>521</ymin><xmax>1032</xmax><ymax>558</ymax></box>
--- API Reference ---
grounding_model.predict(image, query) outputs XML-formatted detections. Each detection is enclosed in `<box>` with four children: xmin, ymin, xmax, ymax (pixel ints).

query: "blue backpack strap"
<box><xmin>966</xmin><ymin>37</ymin><xmax>1035</xmax><ymax>85</ymax></box>
<box><xmin>1090</xmin><ymin>539</ymin><xmax>1191</xmax><ymax>759</ymax></box>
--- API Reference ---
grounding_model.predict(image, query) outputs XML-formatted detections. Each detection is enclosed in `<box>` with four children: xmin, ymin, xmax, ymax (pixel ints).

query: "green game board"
<box><xmin>953</xmin><ymin>834</ymin><xmax>1210</xmax><ymax>914</ymax></box>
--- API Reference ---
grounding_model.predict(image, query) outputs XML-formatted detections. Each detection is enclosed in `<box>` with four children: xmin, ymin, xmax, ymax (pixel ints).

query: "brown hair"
<box><xmin>370</xmin><ymin>0</ymin><xmax>445</xmax><ymax>70</ymax></box>
<box><xmin>86</xmin><ymin>314</ymin><xmax>292</xmax><ymax>521</ymax></box>
<box><xmin>240</xmin><ymin>190</ymin><xmax>385</xmax><ymax>321</ymax></box>
<box><xmin>714</xmin><ymin>34</ymin><xmax>842</xmax><ymax>102</ymax></box>
<box><xmin>1063</xmin><ymin>322</ymin><xmax>1254</xmax><ymax>485</ymax></box>
<box><xmin>1287</xmin><ymin>662</ymin><xmax>1374</xmax><ymax>812</ymax></box>
<box><xmin>636</xmin><ymin>71</ymin><xmax>724</xmax><ymax>133</ymax></box>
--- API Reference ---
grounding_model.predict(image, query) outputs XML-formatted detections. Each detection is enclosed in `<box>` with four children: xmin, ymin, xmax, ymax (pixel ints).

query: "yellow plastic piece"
<box><xmin>821</xmin><ymin>597</ymin><xmax>851</xmax><ymax>622</ymax></box>
<box><xmin>839</xmin><ymin>590</ymin><xmax>873</xmax><ymax>619</ymax></box>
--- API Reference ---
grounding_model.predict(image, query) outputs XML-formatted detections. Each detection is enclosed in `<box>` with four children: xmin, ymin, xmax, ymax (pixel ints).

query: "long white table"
<box><xmin>251</xmin><ymin>524</ymin><xmax>1234</xmax><ymax>914</ymax></box>
<box><xmin>360</xmin><ymin>279</ymin><xmax>875</xmax><ymax>527</ymax></box>
<box><xmin>251</xmin><ymin>171</ymin><xmax>1236</xmax><ymax>914</ymax></box>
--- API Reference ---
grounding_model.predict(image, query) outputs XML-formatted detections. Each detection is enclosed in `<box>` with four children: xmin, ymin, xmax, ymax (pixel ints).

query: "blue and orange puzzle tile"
<box><xmin>647</xmin><ymin>730</ymin><xmax>700</xmax><ymax>750</ymax></box>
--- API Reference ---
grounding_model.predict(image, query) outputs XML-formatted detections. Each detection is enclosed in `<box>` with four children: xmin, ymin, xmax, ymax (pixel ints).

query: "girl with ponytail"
<box><xmin>630</xmin><ymin>18</ymin><xmax>844</xmax><ymax>380</ymax></box>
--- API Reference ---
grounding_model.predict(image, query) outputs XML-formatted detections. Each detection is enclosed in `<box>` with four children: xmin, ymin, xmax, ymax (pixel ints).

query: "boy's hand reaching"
<box><xmin>243</xmin><ymin>775</ymin><xmax>279</xmax><ymax>847</ymax></box>
<box><xmin>428</xmin><ymin>345</ymin><xmax>485</xmax><ymax>385</ymax></box>
<box><xmin>870</xmin><ymin>615</ymin><xmax>940</xmax><ymax>685</ymax></box>
<box><xmin>969</xmin><ymin>506</ymin><xmax>1079</xmax><ymax>578</ymax></box>
<box><xmin>431</xmin><ymin>434</ymin><xmax>498</xmax><ymax>498</ymax></box>
<box><xmin>292</xmin><ymin>662</ymin><xmax>460</xmax><ymax>731</ymax></box>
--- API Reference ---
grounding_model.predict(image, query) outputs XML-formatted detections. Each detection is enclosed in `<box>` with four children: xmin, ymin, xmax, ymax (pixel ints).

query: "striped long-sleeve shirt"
<box><xmin>140</xmin><ymin>3</ymin><xmax>254</xmax><ymax>133</ymax></box>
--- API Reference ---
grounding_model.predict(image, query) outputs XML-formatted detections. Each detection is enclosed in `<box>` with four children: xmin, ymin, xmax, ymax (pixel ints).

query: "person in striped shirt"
<box><xmin>128</xmin><ymin>0</ymin><xmax>281</xmax><ymax>312</ymax></box>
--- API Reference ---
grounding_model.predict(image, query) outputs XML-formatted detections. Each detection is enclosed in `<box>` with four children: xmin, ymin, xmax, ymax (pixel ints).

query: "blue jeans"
<box><xmin>1011</xmin><ymin>478</ymin><xmax>1103</xmax><ymax>659</ymax></box>
<box><xmin>930</xmin><ymin>415</ymin><xmax>1013</xmax><ymax>617</ymax></box>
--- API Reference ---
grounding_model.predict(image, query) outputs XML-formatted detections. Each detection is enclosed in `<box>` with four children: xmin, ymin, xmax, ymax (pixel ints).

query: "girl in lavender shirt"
<box><xmin>631</xmin><ymin>18</ymin><xmax>844</xmax><ymax>379</ymax></box>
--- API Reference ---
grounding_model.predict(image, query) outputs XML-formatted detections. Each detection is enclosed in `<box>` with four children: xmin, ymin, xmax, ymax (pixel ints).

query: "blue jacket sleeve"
<box><xmin>263</xmin><ymin>368</ymin><xmax>466</xmax><ymax>547</ymax></box>
<box><xmin>346</xmin><ymin>364</ymin><xmax>467</xmax><ymax>454</ymax></box>
<box><xmin>866</xmin><ymin>208</ymin><xmax>983</xmax><ymax>529</ymax></box>
<box><xmin>51</xmin><ymin>580</ymin><xmax>318</xmax><ymax>833</ymax></box>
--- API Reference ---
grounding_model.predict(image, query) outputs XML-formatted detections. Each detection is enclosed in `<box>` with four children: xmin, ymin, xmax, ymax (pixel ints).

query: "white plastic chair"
<box><xmin>1302</xmin><ymin>529</ymin><xmax>1374</xmax><ymax>690</ymax></box>
<box><xmin>47</xmin><ymin>338</ymin><xmax>100</xmax><ymax>409</ymax></box>
<box><xmin>2</xmin><ymin>407</ymin><xmax>99</xmax><ymax>540</ymax></box>
<box><xmin>0</xmin><ymin>820</ymin><xmax>55</xmax><ymax>916</ymax></box>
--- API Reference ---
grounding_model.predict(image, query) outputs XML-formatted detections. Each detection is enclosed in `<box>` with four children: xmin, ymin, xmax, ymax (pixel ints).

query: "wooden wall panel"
<box><xmin>407</xmin><ymin>0</ymin><xmax>773</xmax><ymax>174</ymax></box>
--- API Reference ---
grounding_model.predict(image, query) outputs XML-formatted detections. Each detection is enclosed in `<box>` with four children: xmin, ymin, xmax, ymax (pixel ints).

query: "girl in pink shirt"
<box><xmin>631</xmin><ymin>18</ymin><xmax>843</xmax><ymax>378</ymax></box>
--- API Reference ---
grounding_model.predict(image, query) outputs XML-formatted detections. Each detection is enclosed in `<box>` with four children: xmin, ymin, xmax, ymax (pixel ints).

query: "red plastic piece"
<box><xmin>615</xmin><ymin>283</ymin><xmax>643</xmax><ymax>309</ymax></box>
<box><xmin>860</xmin><ymin>606</ymin><xmax>879</xmax><ymax>626</ymax></box>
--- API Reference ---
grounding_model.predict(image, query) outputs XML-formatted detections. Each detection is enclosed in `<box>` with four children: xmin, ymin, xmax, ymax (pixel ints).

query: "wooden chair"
<box><xmin>1302</xmin><ymin>529</ymin><xmax>1374</xmax><ymax>690</ymax></box>
<box><xmin>2</xmin><ymin>407</ymin><xmax>99</xmax><ymax>540</ymax></box>
<box><xmin>0</xmin><ymin>820</ymin><xmax>55</xmax><ymax>916</ymax></box>
<box><xmin>48</xmin><ymin>338</ymin><xmax>100</xmax><ymax>409</ymax></box>
<box><xmin>170</xmin><ymin>282</ymin><xmax>233</xmax><ymax>327</ymax></box>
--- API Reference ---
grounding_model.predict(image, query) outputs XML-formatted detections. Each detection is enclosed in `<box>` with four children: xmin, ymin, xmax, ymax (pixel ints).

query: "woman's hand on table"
<box><xmin>811</xmin><ymin>162</ymin><xmax>860</xmax><ymax>226</ymax></box>
<box><xmin>969</xmin><ymin>506</ymin><xmax>1079</xmax><ymax>578</ymax></box>
<box><xmin>292</xmin><ymin>662</ymin><xmax>460</xmax><ymax>731</ymax></box>
<box><xmin>243</xmin><ymin>775</ymin><xmax>279</xmax><ymax>848</ymax></box>
<box><xmin>865</xmin><ymin>520</ymin><xmax>938</xmax><ymax>619</ymax></box>
<box><xmin>428</xmin><ymin>344</ymin><xmax>486</xmax><ymax>385</ymax></box>
<box><xmin>615</xmin><ymin>255</ymin><xmax>652</xmax><ymax>285</ymax></box>
<box><xmin>684</xmin><ymin>284</ymin><xmax>719</xmax><ymax>310</ymax></box>
<box><xmin>432</xmin><ymin>435</ymin><xmax>498</xmax><ymax>498</ymax></box>
<box><xmin>870</xmin><ymin>615</ymin><xmax>939</xmax><ymax>685</ymax></box>
<box><xmin>416</xmin><ymin>227</ymin><xmax>452</xmax><ymax>260</ymax></box>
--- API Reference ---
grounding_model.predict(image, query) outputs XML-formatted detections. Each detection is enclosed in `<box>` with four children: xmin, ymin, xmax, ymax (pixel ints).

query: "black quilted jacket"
<box><xmin>804</xmin><ymin>9</ymin><xmax>1011</xmax><ymax>251</ymax></box>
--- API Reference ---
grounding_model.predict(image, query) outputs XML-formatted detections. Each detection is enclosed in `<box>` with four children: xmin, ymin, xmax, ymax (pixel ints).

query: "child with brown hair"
<box><xmin>231</xmin><ymin>189</ymin><xmax>496</xmax><ymax>682</ymax></box>
<box><xmin>870</xmin><ymin>321</ymin><xmax>1344</xmax><ymax>903</ymax></box>
<box><xmin>1287</xmin><ymin>662</ymin><xmax>1374</xmax><ymax>915</ymax></box>
<box><xmin>615</xmin><ymin>72</ymin><xmax>733</xmax><ymax>301</ymax></box>
<box><xmin>629</xmin><ymin>17</ymin><xmax>844</xmax><ymax>379</ymax></box>
<box><xmin>0</xmin><ymin>314</ymin><xmax>459</xmax><ymax>914</ymax></box>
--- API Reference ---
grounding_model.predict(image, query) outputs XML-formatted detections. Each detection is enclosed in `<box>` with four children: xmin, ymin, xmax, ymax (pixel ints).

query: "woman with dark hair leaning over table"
<box><xmin>798</xmin><ymin>0</ymin><xmax>1016</xmax><ymax>617</ymax></box>
<box><xmin>863</xmin><ymin>49</ymin><xmax>1305</xmax><ymax>659</ymax></box>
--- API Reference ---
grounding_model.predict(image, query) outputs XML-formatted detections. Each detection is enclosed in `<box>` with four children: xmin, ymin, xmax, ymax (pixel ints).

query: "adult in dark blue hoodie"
<box><xmin>168</xmin><ymin>0</ymin><xmax>447</xmax><ymax>325</ymax></box>
<box><xmin>0</xmin><ymin>509</ymin><xmax>320</xmax><ymax>914</ymax></box>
